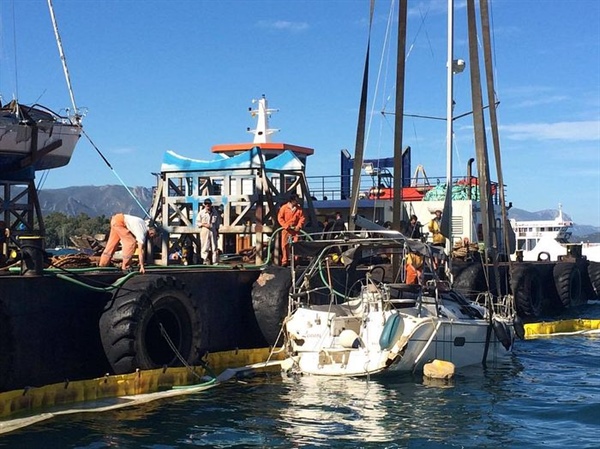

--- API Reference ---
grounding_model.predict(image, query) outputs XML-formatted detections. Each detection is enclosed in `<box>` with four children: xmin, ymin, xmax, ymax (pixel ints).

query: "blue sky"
<box><xmin>1</xmin><ymin>0</ymin><xmax>599</xmax><ymax>226</ymax></box>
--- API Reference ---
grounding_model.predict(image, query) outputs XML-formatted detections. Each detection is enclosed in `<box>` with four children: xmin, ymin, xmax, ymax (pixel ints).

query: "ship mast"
<box><xmin>47</xmin><ymin>0</ymin><xmax>80</xmax><ymax>123</ymax></box>
<box><xmin>248</xmin><ymin>95</ymin><xmax>279</xmax><ymax>144</ymax></box>
<box><xmin>440</xmin><ymin>0</ymin><xmax>456</xmax><ymax>246</ymax></box>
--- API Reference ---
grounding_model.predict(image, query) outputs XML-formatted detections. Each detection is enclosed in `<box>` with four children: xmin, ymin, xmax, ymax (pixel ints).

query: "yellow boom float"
<box><xmin>524</xmin><ymin>319</ymin><xmax>600</xmax><ymax>339</ymax></box>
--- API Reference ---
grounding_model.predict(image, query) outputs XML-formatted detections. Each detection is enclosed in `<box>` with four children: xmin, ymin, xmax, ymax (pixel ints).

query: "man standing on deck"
<box><xmin>99</xmin><ymin>214</ymin><xmax>157</xmax><ymax>273</ymax></box>
<box><xmin>428</xmin><ymin>209</ymin><xmax>446</xmax><ymax>247</ymax></box>
<box><xmin>197</xmin><ymin>198</ymin><xmax>220</xmax><ymax>265</ymax></box>
<box><xmin>407</xmin><ymin>214</ymin><xmax>423</xmax><ymax>239</ymax></box>
<box><xmin>277</xmin><ymin>193</ymin><xmax>305</xmax><ymax>267</ymax></box>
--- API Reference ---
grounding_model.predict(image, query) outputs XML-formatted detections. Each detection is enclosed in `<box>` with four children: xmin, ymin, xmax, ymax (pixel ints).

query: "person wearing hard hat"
<box><xmin>428</xmin><ymin>209</ymin><xmax>446</xmax><ymax>247</ymax></box>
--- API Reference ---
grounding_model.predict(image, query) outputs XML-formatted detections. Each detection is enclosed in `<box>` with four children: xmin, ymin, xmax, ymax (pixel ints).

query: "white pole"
<box><xmin>444</xmin><ymin>0</ymin><xmax>454</xmax><ymax>250</ymax></box>
<box><xmin>47</xmin><ymin>0</ymin><xmax>79</xmax><ymax>123</ymax></box>
<box><xmin>446</xmin><ymin>0</ymin><xmax>454</xmax><ymax>189</ymax></box>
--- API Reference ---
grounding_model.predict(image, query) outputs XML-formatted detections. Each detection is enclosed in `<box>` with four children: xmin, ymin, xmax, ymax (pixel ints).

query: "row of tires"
<box><xmin>512</xmin><ymin>260</ymin><xmax>600</xmax><ymax>319</ymax></box>
<box><xmin>453</xmin><ymin>260</ymin><xmax>600</xmax><ymax>320</ymax></box>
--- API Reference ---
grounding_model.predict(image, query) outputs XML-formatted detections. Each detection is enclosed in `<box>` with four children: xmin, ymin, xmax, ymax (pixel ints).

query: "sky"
<box><xmin>0</xmin><ymin>0</ymin><xmax>598</xmax><ymax>226</ymax></box>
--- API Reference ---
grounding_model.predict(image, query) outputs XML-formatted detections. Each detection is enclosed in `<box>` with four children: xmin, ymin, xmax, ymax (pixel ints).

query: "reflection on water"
<box><xmin>276</xmin><ymin>358</ymin><xmax>524</xmax><ymax>448</ymax></box>
<box><xmin>278</xmin><ymin>376</ymin><xmax>397</xmax><ymax>444</ymax></box>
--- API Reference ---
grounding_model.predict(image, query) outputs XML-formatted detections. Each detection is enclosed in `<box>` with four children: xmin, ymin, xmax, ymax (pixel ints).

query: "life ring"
<box><xmin>492</xmin><ymin>318</ymin><xmax>512</xmax><ymax>350</ymax></box>
<box><xmin>537</xmin><ymin>251</ymin><xmax>551</xmax><ymax>262</ymax></box>
<box><xmin>510</xmin><ymin>264</ymin><xmax>543</xmax><ymax>319</ymax></box>
<box><xmin>553</xmin><ymin>262</ymin><xmax>582</xmax><ymax>308</ymax></box>
<box><xmin>251</xmin><ymin>266</ymin><xmax>292</xmax><ymax>347</ymax></box>
<box><xmin>99</xmin><ymin>275</ymin><xmax>200</xmax><ymax>375</ymax></box>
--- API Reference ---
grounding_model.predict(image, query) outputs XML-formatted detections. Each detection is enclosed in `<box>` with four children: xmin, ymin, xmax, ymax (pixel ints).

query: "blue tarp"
<box><xmin>161</xmin><ymin>147</ymin><xmax>304</xmax><ymax>173</ymax></box>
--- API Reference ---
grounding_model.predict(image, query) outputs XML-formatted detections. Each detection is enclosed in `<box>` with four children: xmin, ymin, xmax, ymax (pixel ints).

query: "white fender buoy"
<box><xmin>339</xmin><ymin>329</ymin><xmax>361</xmax><ymax>349</ymax></box>
<box><xmin>423</xmin><ymin>359</ymin><xmax>455</xmax><ymax>380</ymax></box>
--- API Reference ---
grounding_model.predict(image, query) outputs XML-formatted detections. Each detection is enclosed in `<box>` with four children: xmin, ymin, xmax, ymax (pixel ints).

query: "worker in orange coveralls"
<box><xmin>99</xmin><ymin>213</ymin><xmax>157</xmax><ymax>273</ymax></box>
<box><xmin>277</xmin><ymin>193</ymin><xmax>306</xmax><ymax>267</ymax></box>
<box><xmin>405</xmin><ymin>251</ymin><xmax>424</xmax><ymax>284</ymax></box>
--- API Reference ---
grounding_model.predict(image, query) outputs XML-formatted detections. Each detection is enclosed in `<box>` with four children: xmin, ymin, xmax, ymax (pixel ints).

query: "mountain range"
<box><xmin>37</xmin><ymin>185</ymin><xmax>599</xmax><ymax>239</ymax></box>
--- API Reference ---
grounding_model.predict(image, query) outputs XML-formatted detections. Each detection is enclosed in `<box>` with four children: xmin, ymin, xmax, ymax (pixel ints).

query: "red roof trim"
<box><xmin>211</xmin><ymin>142</ymin><xmax>314</xmax><ymax>155</ymax></box>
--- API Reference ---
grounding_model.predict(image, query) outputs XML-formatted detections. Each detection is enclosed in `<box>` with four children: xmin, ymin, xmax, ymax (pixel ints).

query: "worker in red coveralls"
<box><xmin>99</xmin><ymin>213</ymin><xmax>157</xmax><ymax>273</ymax></box>
<box><xmin>277</xmin><ymin>193</ymin><xmax>306</xmax><ymax>267</ymax></box>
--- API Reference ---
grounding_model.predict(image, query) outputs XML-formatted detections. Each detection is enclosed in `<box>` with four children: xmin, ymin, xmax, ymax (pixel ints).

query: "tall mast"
<box><xmin>392</xmin><ymin>0</ymin><xmax>408</xmax><ymax>231</ymax></box>
<box><xmin>440</xmin><ymin>0</ymin><xmax>455</xmax><ymax>245</ymax></box>
<box><xmin>47</xmin><ymin>0</ymin><xmax>80</xmax><ymax>123</ymax></box>
<box><xmin>467</xmin><ymin>0</ymin><xmax>495</xmax><ymax>256</ymax></box>
<box><xmin>348</xmin><ymin>0</ymin><xmax>375</xmax><ymax>229</ymax></box>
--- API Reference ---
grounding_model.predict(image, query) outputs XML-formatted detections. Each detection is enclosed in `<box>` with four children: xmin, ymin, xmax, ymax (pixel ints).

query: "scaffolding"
<box><xmin>148</xmin><ymin>146</ymin><xmax>318</xmax><ymax>265</ymax></box>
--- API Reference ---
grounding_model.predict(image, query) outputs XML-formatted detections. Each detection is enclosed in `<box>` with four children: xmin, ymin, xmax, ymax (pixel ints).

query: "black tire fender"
<box><xmin>578</xmin><ymin>260</ymin><xmax>596</xmax><ymax>302</ymax></box>
<box><xmin>511</xmin><ymin>264</ymin><xmax>543</xmax><ymax>318</ymax></box>
<box><xmin>492</xmin><ymin>318</ymin><xmax>512</xmax><ymax>350</ymax></box>
<box><xmin>586</xmin><ymin>261</ymin><xmax>600</xmax><ymax>299</ymax></box>
<box><xmin>99</xmin><ymin>275</ymin><xmax>201</xmax><ymax>375</ymax></box>
<box><xmin>452</xmin><ymin>263</ymin><xmax>487</xmax><ymax>301</ymax></box>
<box><xmin>251</xmin><ymin>266</ymin><xmax>292</xmax><ymax>347</ymax></box>
<box><xmin>513</xmin><ymin>315</ymin><xmax>526</xmax><ymax>340</ymax></box>
<box><xmin>553</xmin><ymin>262</ymin><xmax>582</xmax><ymax>308</ymax></box>
<box><xmin>534</xmin><ymin>263</ymin><xmax>561</xmax><ymax>314</ymax></box>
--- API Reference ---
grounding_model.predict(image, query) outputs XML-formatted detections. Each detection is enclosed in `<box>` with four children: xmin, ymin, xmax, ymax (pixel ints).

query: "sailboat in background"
<box><xmin>0</xmin><ymin>0</ymin><xmax>82</xmax><ymax>173</ymax></box>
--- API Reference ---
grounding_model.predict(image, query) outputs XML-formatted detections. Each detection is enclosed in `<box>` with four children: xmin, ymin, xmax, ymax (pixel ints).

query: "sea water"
<box><xmin>1</xmin><ymin>305</ymin><xmax>599</xmax><ymax>449</ymax></box>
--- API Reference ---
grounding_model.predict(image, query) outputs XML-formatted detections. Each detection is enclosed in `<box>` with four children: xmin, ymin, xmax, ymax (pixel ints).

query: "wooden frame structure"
<box><xmin>148</xmin><ymin>147</ymin><xmax>318</xmax><ymax>265</ymax></box>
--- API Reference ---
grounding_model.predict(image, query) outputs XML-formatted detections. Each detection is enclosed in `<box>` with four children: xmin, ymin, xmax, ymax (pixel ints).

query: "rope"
<box><xmin>81</xmin><ymin>128</ymin><xmax>150</xmax><ymax>219</ymax></box>
<box><xmin>158</xmin><ymin>323</ymin><xmax>209</xmax><ymax>382</ymax></box>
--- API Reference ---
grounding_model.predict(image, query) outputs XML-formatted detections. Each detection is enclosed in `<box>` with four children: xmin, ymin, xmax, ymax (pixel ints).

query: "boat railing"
<box><xmin>306</xmin><ymin>173</ymin><xmax>502</xmax><ymax>204</ymax></box>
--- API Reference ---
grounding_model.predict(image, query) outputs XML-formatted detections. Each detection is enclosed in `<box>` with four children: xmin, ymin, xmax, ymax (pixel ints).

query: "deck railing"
<box><xmin>305</xmin><ymin>174</ymin><xmax>501</xmax><ymax>204</ymax></box>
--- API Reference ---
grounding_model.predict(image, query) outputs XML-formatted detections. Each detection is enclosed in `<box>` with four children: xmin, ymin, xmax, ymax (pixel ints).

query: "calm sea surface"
<box><xmin>2</xmin><ymin>304</ymin><xmax>599</xmax><ymax>449</ymax></box>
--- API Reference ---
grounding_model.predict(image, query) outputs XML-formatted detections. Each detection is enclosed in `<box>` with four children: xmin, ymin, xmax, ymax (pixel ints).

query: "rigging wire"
<box><xmin>365</xmin><ymin>0</ymin><xmax>396</xmax><ymax>221</ymax></box>
<box><xmin>488</xmin><ymin>0</ymin><xmax>501</xmax><ymax>106</ymax></box>
<box><xmin>36</xmin><ymin>169</ymin><xmax>49</xmax><ymax>191</ymax></box>
<box><xmin>368</xmin><ymin>1</ymin><xmax>434</xmax><ymax>221</ymax></box>
<box><xmin>365</xmin><ymin>0</ymin><xmax>395</xmax><ymax>149</ymax></box>
<box><xmin>81</xmin><ymin>128</ymin><xmax>151</xmax><ymax>218</ymax></box>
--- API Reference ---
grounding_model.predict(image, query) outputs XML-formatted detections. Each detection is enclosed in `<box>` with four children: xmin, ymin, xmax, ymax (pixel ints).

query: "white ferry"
<box><xmin>510</xmin><ymin>205</ymin><xmax>599</xmax><ymax>262</ymax></box>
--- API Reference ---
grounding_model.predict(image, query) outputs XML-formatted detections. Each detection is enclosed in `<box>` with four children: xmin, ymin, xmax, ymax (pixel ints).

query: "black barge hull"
<box><xmin>0</xmin><ymin>267</ymin><xmax>265</xmax><ymax>393</ymax></box>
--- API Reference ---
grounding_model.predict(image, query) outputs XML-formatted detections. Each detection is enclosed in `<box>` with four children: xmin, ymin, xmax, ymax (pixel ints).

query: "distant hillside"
<box><xmin>39</xmin><ymin>185</ymin><xmax>153</xmax><ymax>217</ymax></box>
<box><xmin>37</xmin><ymin>187</ymin><xmax>599</xmax><ymax>241</ymax></box>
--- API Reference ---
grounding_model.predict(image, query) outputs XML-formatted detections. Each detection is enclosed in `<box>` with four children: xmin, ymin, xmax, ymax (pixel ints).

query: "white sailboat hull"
<box><xmin>286</xmin><ymin>306</ymin><xmax>511</xmax><ymax>377</ymax></box>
